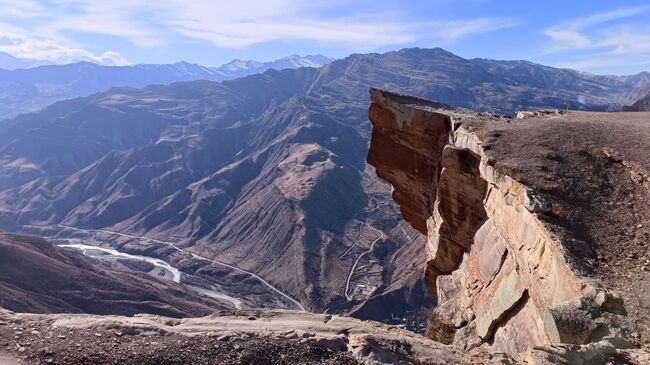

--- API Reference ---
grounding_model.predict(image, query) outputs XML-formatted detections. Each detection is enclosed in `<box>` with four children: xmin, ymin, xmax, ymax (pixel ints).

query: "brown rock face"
<box><xmin>367</xmin><ymin>88</ymin><xmax>650</xmax><ymax>355</ymax></box>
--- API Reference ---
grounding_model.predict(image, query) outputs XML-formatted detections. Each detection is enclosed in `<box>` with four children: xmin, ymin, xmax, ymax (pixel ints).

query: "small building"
<box><xmin>353</xmin><ymin>284</ymin><xmax>377</xmax><ymax>296</ymax></box>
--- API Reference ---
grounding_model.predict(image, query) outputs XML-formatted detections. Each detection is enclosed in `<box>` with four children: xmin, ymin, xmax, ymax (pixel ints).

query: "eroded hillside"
<box><xmin>0</xmin><ymin>232</ymin><xmax>230</xmax><ymax>316</ymax></box>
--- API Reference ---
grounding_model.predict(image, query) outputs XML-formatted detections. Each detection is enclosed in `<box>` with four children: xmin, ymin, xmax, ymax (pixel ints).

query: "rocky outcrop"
<box><xmin>367</xmin><ymin>88</ymin><xmax>650</xmax><ymax>357</ymax></box>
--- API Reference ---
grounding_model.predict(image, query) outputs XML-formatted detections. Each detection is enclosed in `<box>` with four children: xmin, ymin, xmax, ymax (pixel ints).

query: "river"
<box><xmin>57</xmin><ymin>240</ymin><xmax>243</xmax><ymax>309</ymax></box>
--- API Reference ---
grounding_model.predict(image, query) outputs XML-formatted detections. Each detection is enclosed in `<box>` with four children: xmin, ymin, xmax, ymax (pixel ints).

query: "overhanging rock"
<box><xmin>367</xmin><ymin>87</ymin><xmax>650</xmax><ymax>357</ymax></box>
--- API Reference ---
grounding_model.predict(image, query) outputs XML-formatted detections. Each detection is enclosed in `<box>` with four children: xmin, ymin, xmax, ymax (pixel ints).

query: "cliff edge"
<box><xmin>367</xmin><ymin>88</ymin><xmax>650</xmax><ymax>358</ymax></box>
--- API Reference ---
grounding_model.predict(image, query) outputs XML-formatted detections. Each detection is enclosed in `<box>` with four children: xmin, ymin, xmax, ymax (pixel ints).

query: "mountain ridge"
<box><xmin>0</xmin><ymin>54</ymin><xmax>333</xmax><ymax>120</ymax></box>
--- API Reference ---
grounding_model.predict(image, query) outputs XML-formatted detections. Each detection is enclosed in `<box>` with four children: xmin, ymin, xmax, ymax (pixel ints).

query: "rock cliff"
<box><xmin>367</xmin><ymin>88</ymin><xmax>650</xmax><ymax>357</ymax></box>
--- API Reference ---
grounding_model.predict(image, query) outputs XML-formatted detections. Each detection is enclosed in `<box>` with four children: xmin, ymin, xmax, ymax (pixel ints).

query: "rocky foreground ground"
<box><xmin>1</xmin><ymin>309</ymin><xmax>650</xmax><ymax>364</ymax></box>
<box><xmin>0</xmin><ymin>309</ymin><xmax>515</xmax><ymax>365</ymax></box>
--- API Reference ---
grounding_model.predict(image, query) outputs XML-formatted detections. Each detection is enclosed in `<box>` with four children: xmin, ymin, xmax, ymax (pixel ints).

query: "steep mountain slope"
<box><xmin>625</xmin><ymin>93</ymin><xmax>650</xmax><ymax>111</ymax></box>
<box><xmin>615</xmin><ymin>72</ymin><xmax>650</xmax><ymax>105</ymax></box>
<box><xmin>0</xmin><ymin>55</ymin><xmax>332</xmax><ymax>120</ymax></box>
<box><xmin>0</xmin><ymin>48</ymin><xmax>647</xmax><ymax>317</ymax></box>
<box><xmin>0</xmin><ymin>232</ymin><xmax>228</xmax><ymax>317</ymax></box>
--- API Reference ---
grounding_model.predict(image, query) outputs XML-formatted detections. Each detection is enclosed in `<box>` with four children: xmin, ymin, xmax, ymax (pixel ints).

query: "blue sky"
<box><xmin>0</xmin><ymin>0</ymin><xmax>648</xmax><ymax>74</ymax></box>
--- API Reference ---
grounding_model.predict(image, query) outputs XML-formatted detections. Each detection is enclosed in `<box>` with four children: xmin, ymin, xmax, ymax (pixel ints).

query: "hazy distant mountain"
<box><xmin>602</xmin><ymin>71</ymin><xmax>650</xmax><ymax>107</ymax></box>
<box><xmin>625</xmin><ymin>93</ymin><xmax>650</xmax><ymax>111</ymax></box>
<box><xmin>0</xmin><ymin>55</ymin><xmax>333</xmax><ymax>120</ymax></box>
<box><xmin>212</xmin><ymin>54</ymin><xmax>333</xmax><ymax>79</ymax></box>
<box><xmin>0</xmin><ymin>52</ymin><xmax>53</xmax><ymax>70</ymax></box>
<box><xmin>0</xmin><ymin>48</ymin><xmax>647</xmax><ymax>318</ymax></box>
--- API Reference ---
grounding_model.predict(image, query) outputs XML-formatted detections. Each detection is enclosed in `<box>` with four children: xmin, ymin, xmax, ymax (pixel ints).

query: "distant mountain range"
<box><xmin>0</xmin><ymin>54</ymin><xmax>333</xmax><ymax>120</ymax></box>
<box><xmin>213</xmin><ymin>54</ymin><xmax>333</xmax><ymax>79</ymax></box>
<box><xmin>1</xmin><ymin>47</ymin><xmax>649</xmax><ymax>319</ymax></box>
<box><xmin>0</xmin><ymin>52</ymin><xmax>54</xmax><ymax>70</ymax></box>
<box><xmin>625</xmin><ymin>93</ymin><xmax>650</xmax><ymax>111</ymax></box>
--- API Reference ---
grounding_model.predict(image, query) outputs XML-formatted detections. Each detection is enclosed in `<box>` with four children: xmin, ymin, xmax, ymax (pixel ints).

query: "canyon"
<box><xmin>2</xmin><ymin>48</ymin><xmax>649</xmax><ymax>321</ymax></box>
<box><xmin>1</xmin><ymin>47</ymin><xmax>650</xmax><ymax>363</ymax></box>
<box><xmin>2</xmin><ymin>87</ymin><xmax>650</xmax><ymax>362</ymax></box>
<box><xmin>367</xmin><ymin>88</ymin><xmax>650</xmax><ymax>360</ymax></box>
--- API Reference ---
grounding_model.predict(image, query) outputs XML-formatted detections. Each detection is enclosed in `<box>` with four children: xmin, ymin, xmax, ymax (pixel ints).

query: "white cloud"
<box><xmin>433</xmin><ymin>17</ymin><xmax>521</xmax><ymax>43</ymax></box>
<box><xmin>164</xmin><ymin>17</ymin><xmax>416</xmax><ymax>49</ymax></box>
<box><xmin>0</xmin><ymin>0</ymin><xmax>519</xmax><ymax>64</ymax></box>
<box><xmin>599</xmin><ymin>27</ymin><xmax>650</xmax><ymax>55</ymax></box>
<box><xmin>542</xmin><ymin>5</ymin><xmax>650</xmax><ymax>72</ymax></box>
<box><xmin>555</xmin><ymin>26</ymin><xmax>650</xmax><ymax>73</ymax></box>
<box><xmin>40</xmin><ymin>1</ymin><xmax>163</xmax><ymax>47</ymax></box>
<box><xmin>544</xmin><ymin>29</ymin><xmax>591</xmax><ymax>52</ymax></box>
<box><xmin>0</xmin><ymin>0</ymin><xmax>48</xmax><ymax>18</ymax></box>
<box><xmin>0</xmin><ymin>28</ymin><xmax>128</xmax><ymax>66</ymax></box>
<box><xmin>568</xmin><ymin>5</ymin><xmax>650</xmax><ymax>29</ymax></box>
<box><xmin>144</xmin><ymin>1</ymin><xmax>516</xmax><ymax>48</ymax></box>
<box><xmin>543</xmin><ymin>5</ymin><xmax>650</xmax><ymax>52</ymax></box>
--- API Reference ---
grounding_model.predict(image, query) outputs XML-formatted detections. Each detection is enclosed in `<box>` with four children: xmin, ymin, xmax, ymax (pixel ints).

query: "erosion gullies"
<box><xmin>367</xmin><ymin>88</ymin><xmax>650</xmax><ymax>356</ymax></box>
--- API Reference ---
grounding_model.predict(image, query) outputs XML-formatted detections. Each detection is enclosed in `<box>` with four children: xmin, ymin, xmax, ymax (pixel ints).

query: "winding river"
<box><xmin>57</xmin><ymin>240</ymin><xmax>243</xmax><ymax>309</ymax></box>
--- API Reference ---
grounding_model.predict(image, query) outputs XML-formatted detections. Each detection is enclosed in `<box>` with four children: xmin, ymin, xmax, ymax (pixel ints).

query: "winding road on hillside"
<box><xmin>342</xmin><ymin>203</ymin><xmax>388</xmax><ymax>301</ymax></box>
<box><xmin>344</xmin><ymin>224</ymin><xmax>383</xmax><ymax>301</ymax></box>
<box><xmin>38</xmin><ymin>224</ymin><xmax>305</xmax><ymax>311</ymax></box>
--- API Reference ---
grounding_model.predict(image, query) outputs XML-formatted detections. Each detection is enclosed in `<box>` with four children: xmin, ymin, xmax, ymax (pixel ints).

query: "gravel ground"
<box><xmin>0</xmin><ymin>319</ymin><xmax>358</xmax><ymax>365</ymax></box>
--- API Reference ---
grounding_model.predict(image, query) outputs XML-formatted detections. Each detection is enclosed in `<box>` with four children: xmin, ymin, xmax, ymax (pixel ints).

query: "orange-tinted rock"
<box><xmin>367</xmin><ymin>88</ymin><xmax>650</xmax><ymax>356</ymax></box>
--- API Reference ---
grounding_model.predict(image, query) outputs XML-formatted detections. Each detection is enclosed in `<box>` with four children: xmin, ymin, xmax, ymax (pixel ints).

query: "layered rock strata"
<box><xmin>367</xmin><ymin>88</ymin><xmax>650</xmax><ymax>355</ymax></box>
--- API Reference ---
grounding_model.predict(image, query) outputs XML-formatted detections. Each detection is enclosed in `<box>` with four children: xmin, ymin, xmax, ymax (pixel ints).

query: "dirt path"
<box><xmin>344</xmin><ymin>224</ymin><xmax>383</xmax><ymax>301</ymax></box>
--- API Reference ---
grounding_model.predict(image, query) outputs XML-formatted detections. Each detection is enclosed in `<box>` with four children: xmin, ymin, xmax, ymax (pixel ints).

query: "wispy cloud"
<box><xmin>0</xmin><ymin>25</ymin><xmax>128</xmax><ymax>65</ymax></box>
<box><xmin>39</xmin><ymin>1</ymin><xmax>163</xmax><ymax>48</ymax></box>
<box><xmin>433</xmin><ymin>17</ymin><xmax>521</xmax><ymax>43</ymax></box>
<box><xmin>554</xmin><ymin>26</ymin><xmax>650</xmax><ymax>72</ymax></box>
<box><xmin>148</xmin><ymin>2</ymin><xmax>517</xmax><ymax>49</ymax></box>
<box><xmin>161</xmin><ymin>10</ymin><xmax>417</xmax><ymax>49</ymax></box>
<box><xmin>566</xmin><ymin>5</ymin><xmax>650</xmax><ymax>29</ymax></box>
<box><xmin>0</xmin><ymin>0</ymin><xmax>48</xmax><ymax>18</ymax></box>
<box><xmin>0</xmin><ymin>0</ymin><xmax>519</xmax><ymax>64</ymax></box>
<box><xmin>542</xmin><ymin>5</ymin><xmax>650</xmax><ymax>72</ymax></box>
